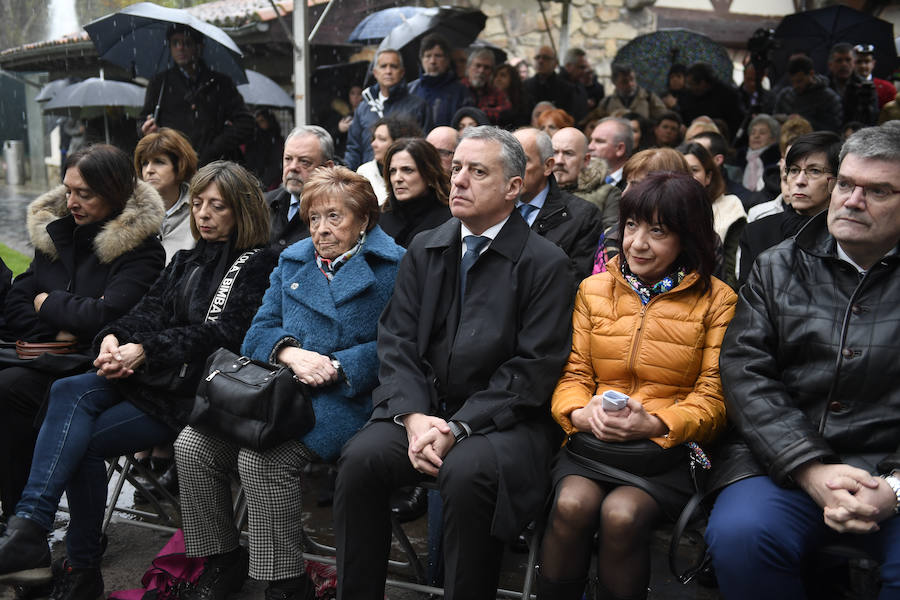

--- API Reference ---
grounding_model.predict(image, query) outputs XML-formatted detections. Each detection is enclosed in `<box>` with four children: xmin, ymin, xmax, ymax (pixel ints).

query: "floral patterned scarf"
<box><xmin>316</xmin><ymin>233</ymin><xmax>365</xmax><ymax>281</ymax></box>
<box><xmin>621</xmin><ymin>260</ymin><xmax>687</xmax><ymax>305</ymax></box>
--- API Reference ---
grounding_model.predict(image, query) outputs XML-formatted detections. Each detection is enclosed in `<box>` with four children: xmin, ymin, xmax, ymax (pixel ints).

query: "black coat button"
<box><xmin>829</xmin><ymin>401</ymin><xmax>843</xmax><ymax>412</ymax></box>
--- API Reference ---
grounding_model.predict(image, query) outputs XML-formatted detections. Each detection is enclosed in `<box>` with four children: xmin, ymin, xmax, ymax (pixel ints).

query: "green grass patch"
<box><xmin>0</xmin><ymin>243</ymin><xmax>30</xmax><ymax>277</ymax></box>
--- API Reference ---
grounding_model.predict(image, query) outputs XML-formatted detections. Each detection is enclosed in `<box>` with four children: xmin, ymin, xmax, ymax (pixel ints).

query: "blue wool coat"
<box><xmin>241</xmin><ymin>225</ymin><xmax>405</xmax><ymax>460</ymax></box>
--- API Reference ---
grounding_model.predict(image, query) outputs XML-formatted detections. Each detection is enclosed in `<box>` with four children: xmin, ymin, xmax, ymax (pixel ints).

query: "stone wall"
<box><xmin>462</xmin><ymin>0</ymin><xmax>658</xmax><ymax>86</ymax></box>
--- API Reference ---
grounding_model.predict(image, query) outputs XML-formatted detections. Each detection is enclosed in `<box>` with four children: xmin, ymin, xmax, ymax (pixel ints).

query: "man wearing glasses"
<box><xmin>523</xmin><ymin>45</ymin><xmax>576</xmax><ymax>117</ymax></box>
<box><xmin>705</xmin><ymin>124</ymin><xmax>900</xmax><ymax>599</ymax></box>
<box><xmin>737</xmin><ymin>131</ymin><xmax>842</xmax><ymax>284</ymax></box>
<box><xmin>140</xmin><ymin>25</ymin><xmax>253</xmax><ymax>166</ymax></box>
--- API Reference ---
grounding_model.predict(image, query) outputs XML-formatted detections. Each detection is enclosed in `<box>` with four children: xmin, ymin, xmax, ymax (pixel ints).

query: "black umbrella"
<box><xmin>613</xmin><ymin>29</ymin><xmax>733</xmax><ymax>96</ymax></box>
<box><xmin>42</xmin><ymin>78</ymin><xmax>145</xmax><ymax>144</ymax></box>
<box><xmin>348</xmin><ymin>7</ymin><xmax>428</xmax><ymax>45</ymax></box>
<box><xmin>84</xmin><ymin>2</ymin><xmax>247</xmax><ymax>85</ymax></box>
<box><xmin>772</xmin><ymin>5</ymin><xmax>897</xmax><ymax>81</ymax></box>
<box><xmin>377</xmin><ymin>7</ymin><xmax>486</xmax><ymax>80</ymax></box>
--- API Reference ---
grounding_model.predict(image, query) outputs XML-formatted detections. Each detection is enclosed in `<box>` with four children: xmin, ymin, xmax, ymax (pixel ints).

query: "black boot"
<box><xmin>264</xmin><ymin>575</ymin><xmax>316</xmax><ymax>600</ymax></box>
<box><xmin>536</xmin><ymin>573</ymin><xmax>586</xmax><ymax>600</ymax></box>
<box><xmin>134</xmin><ymin>463</ymin><xmax>179</xmax><ymax>503</ymax></box>
<box><xmin>0</xmin><ymin>516</ymin><xmax>51</xmax><ymax>585</ymax></box>
<box><xmin>49</xmin><ymin>562</ymin><xmax>104</xmax><ymax>600</ymax></box>
<box><xmin>181</xmin><ymin>546</ymin><xmax>248</xmax><ymax>600</ymax></box>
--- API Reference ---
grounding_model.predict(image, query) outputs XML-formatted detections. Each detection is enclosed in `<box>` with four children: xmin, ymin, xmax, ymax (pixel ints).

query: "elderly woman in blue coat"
<box><xmin>174</xmin><ymin>166</ymin><xmax>405</xmax><ymax>600</ymax></box>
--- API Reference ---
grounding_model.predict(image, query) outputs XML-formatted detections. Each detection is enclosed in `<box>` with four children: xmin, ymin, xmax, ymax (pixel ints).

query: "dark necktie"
<box><xmin>518</xmin><ymin>202</ymin><xmax>538</xmax><ymax>223</ymax></box>
<box><xmin>460</xmin><ymin>235</ymin><xmax>490</xmax><ymax>304</ymax></box>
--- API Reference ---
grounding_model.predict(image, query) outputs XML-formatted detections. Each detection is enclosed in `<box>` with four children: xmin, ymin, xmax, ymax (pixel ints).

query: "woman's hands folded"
<box><xmin>94</xmin><ymin>334</ymin><xmax>145</xmax><ymax>379</ymax></box>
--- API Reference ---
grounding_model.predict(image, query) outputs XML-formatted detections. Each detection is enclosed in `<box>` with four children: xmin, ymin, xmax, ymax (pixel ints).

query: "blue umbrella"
<box><xmin>84</xmin><ymin>2</ymin><xmax>247</xmax><ymax>85</ymax></box>
<box><xmin>348</xmin><ymin>7</ymin><xmax>428</xmax><ymax>45</ymax></box>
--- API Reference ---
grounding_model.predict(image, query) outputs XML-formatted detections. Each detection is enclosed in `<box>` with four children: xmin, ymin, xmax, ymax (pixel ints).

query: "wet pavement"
<box><xmin>0</xmin><ymin>181</ymin><xmax>40</xmax><ymax>255</ymax></box>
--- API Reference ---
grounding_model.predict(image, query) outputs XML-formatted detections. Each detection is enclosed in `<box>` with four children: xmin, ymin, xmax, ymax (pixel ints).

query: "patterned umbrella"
<box><xmin>613</xmin><ymin>29</ymin><xmax>733</xmax><ymax>96</ymax></box>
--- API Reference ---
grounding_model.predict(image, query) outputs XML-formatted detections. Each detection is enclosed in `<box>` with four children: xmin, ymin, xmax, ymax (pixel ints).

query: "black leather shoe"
<box><xmin>134</xmin><ymin>463</ymin><xmax>180</xmax><ymax>503</ymax></box>
<box><xmin>389</xmin><ymin>485</ymin><xmax>428</xmax><ymax>523</ymax></box>
<box><xmin>265</xmin><ymin>575</ymin><xmax>316</xmax><ymax>600</ymax></box>
<box><xmin>181</xmin><ymin>547</ymin><xmax>248</xmax><ymax>600</ymax></box>
<box><xmin>0</xmin><ymin>516</ymin><xmax>51</xmax><ymax>585</ymax></box>
<box><xmin>49</xmin><ymin>562</ymin><xmax>104</xmax><ymax>600</ymax></box>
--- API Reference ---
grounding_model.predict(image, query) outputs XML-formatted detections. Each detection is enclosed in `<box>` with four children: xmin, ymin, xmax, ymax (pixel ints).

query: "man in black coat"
<box><xmin>334</xmin><ymin>126</ymin><xmax>574</xmax><ymax>600</ymax></box>
<box><xmin>524</xmin><ymin>45</ymin><xmax>576</xmax><ymax>116</ymax></box>
<box><xmin>140</xmin><ymin>25</ymin><xmax>253</xmax><ymax>166</ymax></box>
<box><xmin>513</xmin><ymin>127</ymin><xmax>603</xmax><ymax>286</ymax></box>
<box><xmin>681</xmin><ymin>62</ymin><xmax>745</xmax><ymax>139</ymax></box>
<box><xmin>265</xmin><ymin>126</ymin><xmax>334</xmax><ymax>252</ymax></box>
<box><xmin>705</xmin><ymin>125</ymin><xmax>900</xmax><ymax>598</ymax></box>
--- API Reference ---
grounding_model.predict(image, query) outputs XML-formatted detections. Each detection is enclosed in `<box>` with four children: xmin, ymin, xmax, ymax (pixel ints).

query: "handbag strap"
<box><xmin>204</xmin><ymin>249</ymin><xmax>260</xmax><ymax>323</ymax></box>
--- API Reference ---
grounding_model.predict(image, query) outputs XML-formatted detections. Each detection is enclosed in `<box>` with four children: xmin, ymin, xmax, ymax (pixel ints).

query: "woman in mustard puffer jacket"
<box><xmin>537</xmin><ymin>172</ymin><xmax>737</xmax><ymax>600</ymax></box>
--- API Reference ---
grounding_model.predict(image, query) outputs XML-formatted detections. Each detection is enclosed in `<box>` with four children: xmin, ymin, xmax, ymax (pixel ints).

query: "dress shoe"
<box><xmin>389</xmin><ymin>485</ymin><xmax>428</xmax><ymax>523</ymax></box>
<box><xmin>49</xmin><ymin>562</ymin><xmax>104</xmax><ymax>600</ymax></box>
<box><xmin>181</xmin><ymin>546</ymin><xmax>248</xmax><ymax>600</ymax></box>
<box><xmin>0</xmin><ymin>516</ymin><xmax>51</xmax><ymax>585</ymax></box>
<box><xmin>133</xmin><ymin>463</ymin><xmax>179</xmax><ymax>503</ymax></box>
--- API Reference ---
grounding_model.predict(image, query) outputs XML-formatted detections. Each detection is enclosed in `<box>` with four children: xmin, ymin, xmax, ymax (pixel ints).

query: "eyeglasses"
<box><xmin>435</xmin><ymin>148</ymin><xmax>455</xmax><ymax>158</ymax></box>
<box><xmin>534</xmin><ymin>54</ymin><xmax>554</xmax><ymax>61</ymax></box>
<box><xmin>784</xmin><ymin>166</ymin><xmax>832</xmax><ymax>180</ymax></box>
<box><xmin>832</xmin><ymin>176</ymin><xmax>900</xmax><ymax>201</ymax></box>
<box><xmin>853</xmin><ymin>44</ymin><xmax>875</xmax><ymax>54</ymax></box>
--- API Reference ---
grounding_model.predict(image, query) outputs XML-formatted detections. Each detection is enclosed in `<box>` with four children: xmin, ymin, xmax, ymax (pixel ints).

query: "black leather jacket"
<box><xmin>709</xmin><ymin>212</ymin><xmax>900</xmax><ymax>492</ymax></box>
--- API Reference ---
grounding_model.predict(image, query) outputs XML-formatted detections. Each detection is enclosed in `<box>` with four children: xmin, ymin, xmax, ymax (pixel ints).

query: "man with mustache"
<box><xmin>705</xmin><ymin>123</ymin><xmax>900</xmax><ymax>599</ymax></box>
<box><xmin>265</xmin><ymin>126</ymin><xmax>334</xmax><ymax>251</ymax></box>
<box><xmin>551</xmin><ymin>127</ymin><xmax>620</xmax><ymax>235</ymax></box>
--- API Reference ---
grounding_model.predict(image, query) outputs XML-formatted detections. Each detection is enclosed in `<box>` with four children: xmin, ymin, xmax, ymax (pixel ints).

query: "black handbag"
<box><xmin>190</xmin><ymin>347</ymin><xmax>315</xmax><ymax>451</ymax></box>
<box><xmin>565</xmin><ymin>432</ymin><xmax>688</xmax><ymax>477</ymax></box>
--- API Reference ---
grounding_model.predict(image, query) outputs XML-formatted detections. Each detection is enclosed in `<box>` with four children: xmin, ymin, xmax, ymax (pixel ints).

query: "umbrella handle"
<box><xmin>152</xmin><ymin>80</ymin><xmax>165</xmax><ymax>123</ymax></box>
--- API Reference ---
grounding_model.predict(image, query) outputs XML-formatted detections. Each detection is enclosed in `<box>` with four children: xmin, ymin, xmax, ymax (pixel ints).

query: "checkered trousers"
<box><xmin>174</xmin><ymin>426</ymin><xmax>312</xmax><ymax>581</ymax></box>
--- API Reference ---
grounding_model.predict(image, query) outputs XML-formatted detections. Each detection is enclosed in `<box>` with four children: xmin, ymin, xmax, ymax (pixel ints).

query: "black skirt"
<box><xmin>551</xmin><ymin>440</ymin><xmax>697</xmax><ymax>520</ymax></box>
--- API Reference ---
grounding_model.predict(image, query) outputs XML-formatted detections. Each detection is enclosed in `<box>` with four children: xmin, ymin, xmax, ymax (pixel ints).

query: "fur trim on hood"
<box><xmin>577</xmin><ymin>157</ymin><xmax>611</xmax><ymax>193</ymax></box>
<box><xmin>27</xmin><ymin>180</ymin><xmax>165</xmax><ymax>264</ymax></box>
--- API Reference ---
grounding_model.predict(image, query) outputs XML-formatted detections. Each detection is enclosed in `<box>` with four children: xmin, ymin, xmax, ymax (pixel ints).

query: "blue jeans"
<box><xmin>705</xmin><ymin>475</ymin><xmax>900</xmax><ymax>600</ymax></box>
<box><xmin>15</xmin><ymin>373</ymin><xmax>175</xmax><ymax>568</ymax></box>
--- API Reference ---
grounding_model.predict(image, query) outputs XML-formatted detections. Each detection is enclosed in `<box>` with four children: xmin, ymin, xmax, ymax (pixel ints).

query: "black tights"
<box><xmin>539</xmin><ymin>475</ymin><xmax>661</xmax><ymax>600</ymax></box>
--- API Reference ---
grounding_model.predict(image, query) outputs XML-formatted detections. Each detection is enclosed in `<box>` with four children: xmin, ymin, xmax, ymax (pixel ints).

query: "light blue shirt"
<box><xmin>515</xmin><ymin>183</ymin><xmax>549</xmax><ymax>228</ymax></box>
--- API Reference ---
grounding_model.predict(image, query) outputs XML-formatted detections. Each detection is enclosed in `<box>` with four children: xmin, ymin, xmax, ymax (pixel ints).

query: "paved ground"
<box><xmin>0</xmin><ymin>460</ymin><xmax>722</xmax><ymax>600</ymax></box>
<box><xmin>0</xmin><ymin>181</ymin><xmax>40</xmax><ymax>255</ymax></box>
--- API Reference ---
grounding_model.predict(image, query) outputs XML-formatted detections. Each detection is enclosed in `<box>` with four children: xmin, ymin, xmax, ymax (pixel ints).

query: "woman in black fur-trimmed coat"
<box><xmin>0</xmin><ymin>162</ymin><xmax>276</xmax><ymax>596</ymax></box>
<box><xmin>0</xmin><ymin>145</ymin><xmax>165</xmax><ymax>521</ymax></box>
